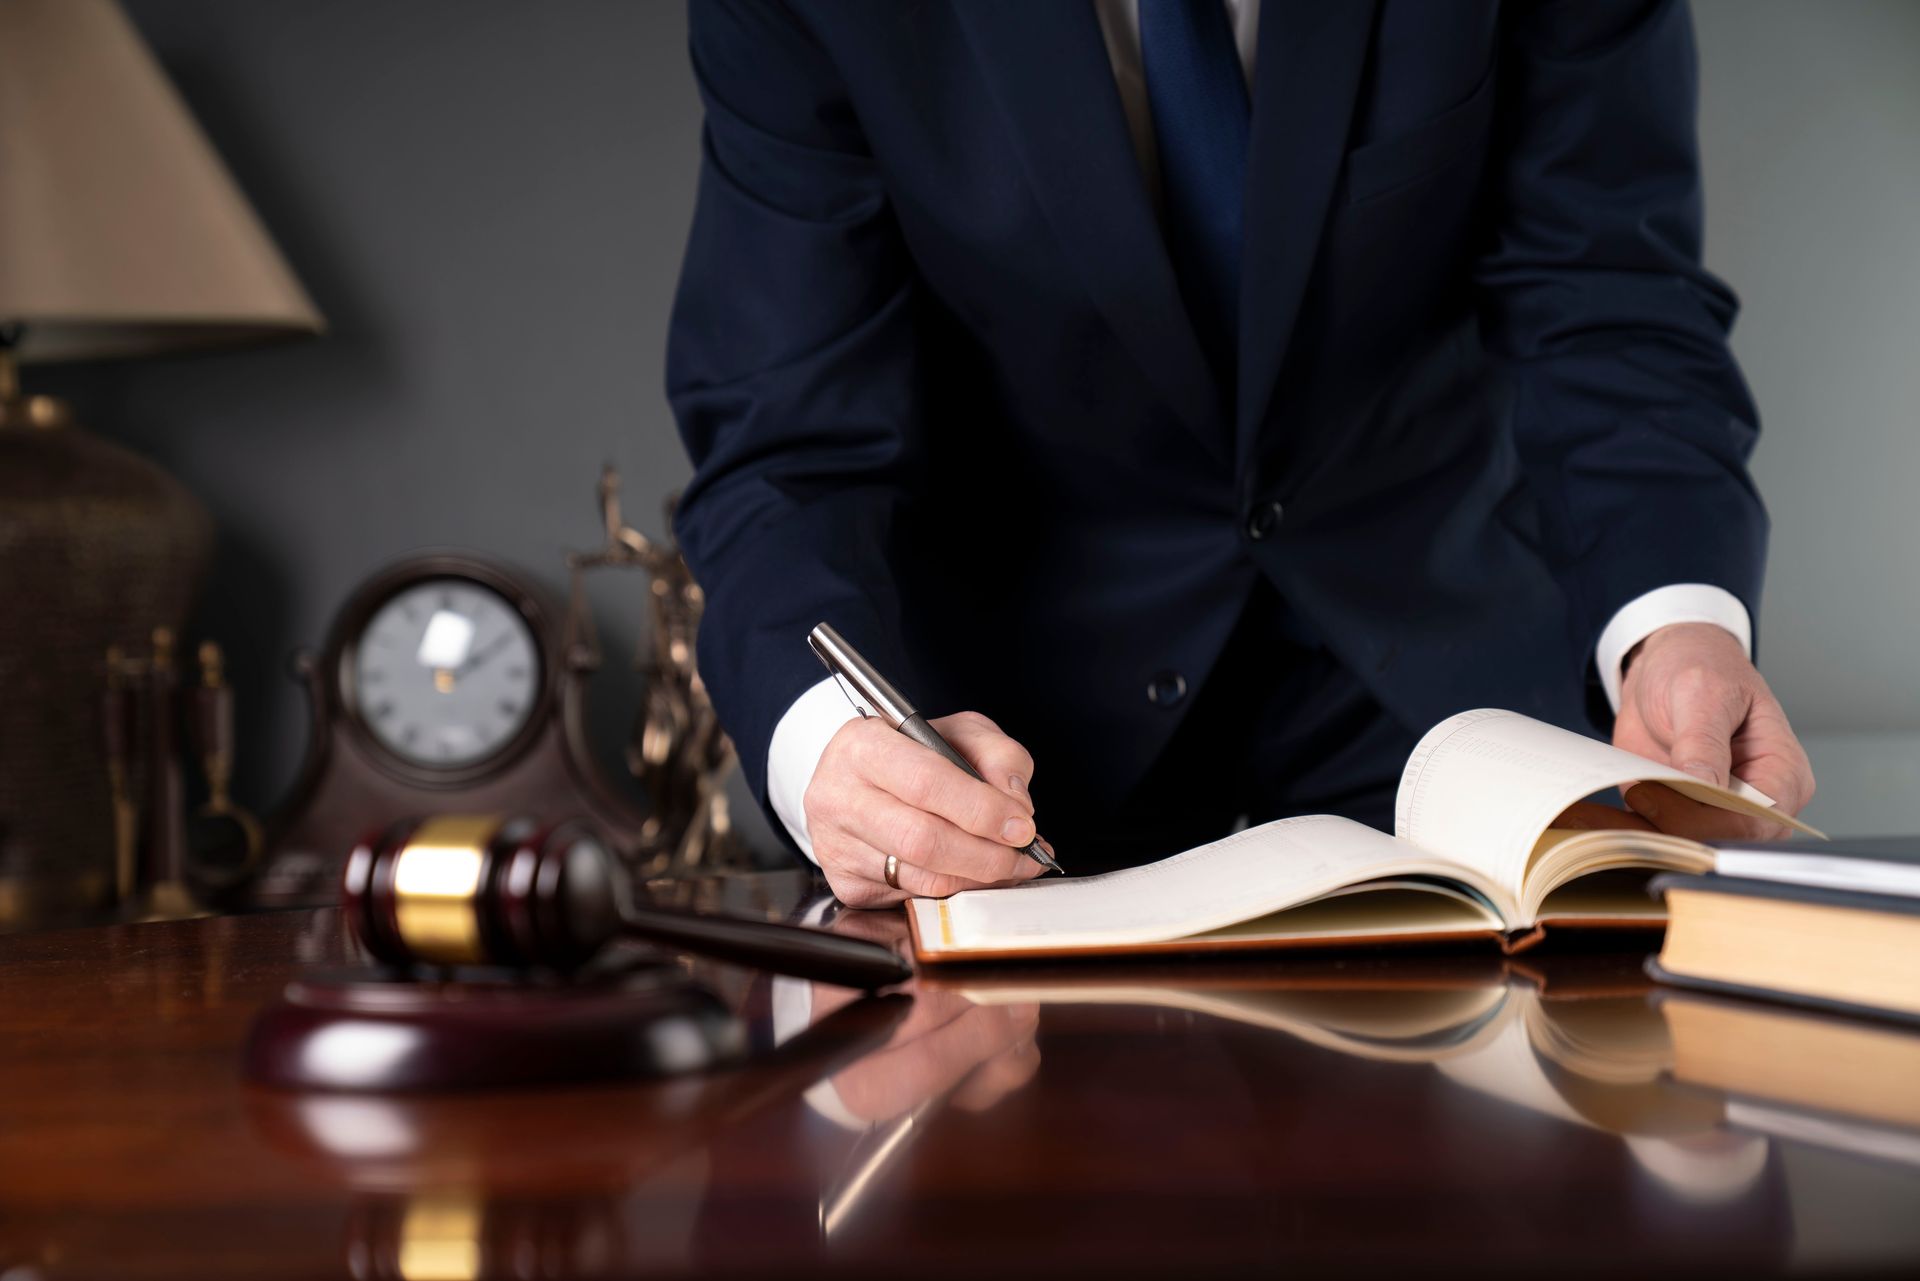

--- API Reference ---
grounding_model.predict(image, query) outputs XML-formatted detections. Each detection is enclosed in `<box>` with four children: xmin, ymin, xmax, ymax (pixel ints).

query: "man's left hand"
<box><xmin>1611</xmin><ymin>622</ymin><xmax>1815</xmax><ymax>840</ymax></box>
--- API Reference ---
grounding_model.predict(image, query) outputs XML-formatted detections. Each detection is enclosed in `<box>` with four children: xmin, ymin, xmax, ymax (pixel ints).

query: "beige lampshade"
<box><xmin>0</xmin><ymin>0</ymin><xmax>323</xmax><ymax>363</ymax></box>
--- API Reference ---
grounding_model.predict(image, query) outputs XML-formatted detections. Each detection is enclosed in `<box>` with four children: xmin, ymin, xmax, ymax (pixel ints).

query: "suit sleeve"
<box><xmin>1474</xmin><ymin>0</ymin><xmax>1768</xmax><ymax>687</ymax></box>
<box><xmin>667</xmin><ymin>0</ymin><xmax>924</xmax><ymax>849</ymax></box>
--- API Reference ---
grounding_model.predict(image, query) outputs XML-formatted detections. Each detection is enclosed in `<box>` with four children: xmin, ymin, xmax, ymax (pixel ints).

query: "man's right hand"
<box><xmin>804</xmin><ymin>710</ymin><xmax>1048</xmax><ymax>907</ymax></box>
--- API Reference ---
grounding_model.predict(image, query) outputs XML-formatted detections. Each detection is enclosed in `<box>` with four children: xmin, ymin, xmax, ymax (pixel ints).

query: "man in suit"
<box><xmin>668</xmin><ymin>0</ymin><xmax>1815</xmax><ymax>906</ymax></box>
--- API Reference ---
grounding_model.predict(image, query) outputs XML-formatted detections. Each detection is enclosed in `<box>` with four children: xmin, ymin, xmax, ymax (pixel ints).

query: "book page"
<box><xmin>1712</xmin><ymin>845</ymin><xmax>1920</xmax><ymax>899</ymax></box>
<box><xmin>1394</xmin><ymin>709</ymin><xmax>1820</xmax><ymax>911</ymax></box>
<box><xmin>916</xmin><ymin>813</ymin><xmax>1513</xmax><ymax>953</ymax></box>
<box><xmin>1524</xmin><ymin>832</ymin><xmax>1714</xmax><ymax>919</ymax></box>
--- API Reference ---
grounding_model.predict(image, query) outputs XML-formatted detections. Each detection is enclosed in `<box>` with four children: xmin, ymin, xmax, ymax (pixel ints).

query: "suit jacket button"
<box><xmin>1246</xmin><ymin>500</ymin><xmax>1284</xmax><ymax>541</ymax></box>
<box><xmin>1146</xmin><ymin>670</ymin><xmax>1188</xmax><ymax>707</ymax></box>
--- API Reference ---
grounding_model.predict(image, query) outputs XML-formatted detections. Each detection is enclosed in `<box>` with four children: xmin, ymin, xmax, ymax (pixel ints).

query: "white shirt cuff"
<box><xmin>769</xmin><ymin>898</ymin><xmax>869</xmax><ymax>1130</ymax></box>
<box><xmin>767</xmin><ymin>676</ymin><xmax>861</xmax><ymax>865</ymax></box>
<box><xmin>1595</xmin><ymin>584</ymin><xmax>1753</xmax><ymax>711</ymax></box>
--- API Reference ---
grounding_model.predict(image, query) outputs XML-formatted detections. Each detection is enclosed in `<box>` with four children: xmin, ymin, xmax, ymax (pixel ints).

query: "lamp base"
<box><xmin>0</xmin><ymin>404</ymin><xmax>212</xmax><ymax>927</ymax></box>
<box><xmin>0</xmin><ymin>391</ymin><xmax>72</xmax><ymax>431</ymax></box>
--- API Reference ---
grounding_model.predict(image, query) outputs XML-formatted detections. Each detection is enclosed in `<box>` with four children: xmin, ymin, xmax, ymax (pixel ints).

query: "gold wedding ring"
<box><xmin>883</xmin><ymin>853</ymin><xmax>901</xmax><ymax>890</ymax></box>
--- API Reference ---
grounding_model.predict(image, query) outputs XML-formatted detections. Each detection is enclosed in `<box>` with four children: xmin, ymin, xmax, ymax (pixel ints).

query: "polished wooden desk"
<box><xmin>3</xmin><ymin>873</ymin><xmax>1918</xmax><ymax>1280</ymax></box>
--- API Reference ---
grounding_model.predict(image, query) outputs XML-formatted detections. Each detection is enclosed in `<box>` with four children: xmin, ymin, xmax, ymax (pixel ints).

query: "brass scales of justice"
<box><xmin>564</xmin><ymin>465</ymin><xmax>749</xmax><ymax>878</ymax></box>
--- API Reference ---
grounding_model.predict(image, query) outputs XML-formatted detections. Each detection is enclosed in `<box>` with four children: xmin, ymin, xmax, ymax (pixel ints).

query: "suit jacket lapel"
<box><xmin>1236</xmin><ymin>0</ymin><xmax>1379</xmax><ymax>475</ymax></box>
<box><xmin>954</xmin><ymin>1</ymin><xmax>1229</xmax><ymax>467</ymax></box>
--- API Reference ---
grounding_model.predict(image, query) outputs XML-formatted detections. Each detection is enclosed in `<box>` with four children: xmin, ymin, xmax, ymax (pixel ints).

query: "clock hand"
<box><xmin>458</xmin><ymin>631</ymin><xmax>515</xmax><ymax>674</ymax></box>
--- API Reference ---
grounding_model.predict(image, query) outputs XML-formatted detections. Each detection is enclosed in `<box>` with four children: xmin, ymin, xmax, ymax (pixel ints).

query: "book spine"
<box><xmin>1498</xmin><ymin>924</ymin><xmax>1547</xmax><ymax>955</ymax></box>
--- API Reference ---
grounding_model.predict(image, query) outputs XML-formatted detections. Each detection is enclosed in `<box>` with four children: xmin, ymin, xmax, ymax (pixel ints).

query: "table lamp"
<box><xmin>0</xmin><ymin>0</ymin><xmax>323</xmax><ymax>925</ymax></box>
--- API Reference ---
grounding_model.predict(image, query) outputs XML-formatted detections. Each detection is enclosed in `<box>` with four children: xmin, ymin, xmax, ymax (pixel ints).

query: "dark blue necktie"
<box><xmin>1140</xmin><ymin>0</ymin><xmax>1250</xmax><ymax>386</ymax></box>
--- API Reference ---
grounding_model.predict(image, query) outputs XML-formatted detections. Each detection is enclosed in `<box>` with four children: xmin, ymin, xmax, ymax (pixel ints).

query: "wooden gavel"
<box><xmin>340</xmin><ymin>815</ymin><xmax>911</xmax><ymax>991</ymax></box>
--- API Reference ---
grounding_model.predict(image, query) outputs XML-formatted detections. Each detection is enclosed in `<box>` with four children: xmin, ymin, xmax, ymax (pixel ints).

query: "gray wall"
<box><xmin>39</xmin><ymin>1</ymin><xmax>738</xmax><ymax>843</ymax></box>
<box><xmin>1693</xmin><ymin>0</ymin><xmax>1920</xmax><ymax>831</ymax></box>
<box><xmin>35</xmin><ymin>1</ymin><xmax>1920</xmax><ymax>842</ymax></box>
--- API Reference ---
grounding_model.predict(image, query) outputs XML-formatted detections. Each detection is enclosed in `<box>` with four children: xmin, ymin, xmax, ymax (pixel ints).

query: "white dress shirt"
<box><xmin>764</xmin><ymin>0</ymin><xmax>1751</xmax><ymax>862</ymax></box>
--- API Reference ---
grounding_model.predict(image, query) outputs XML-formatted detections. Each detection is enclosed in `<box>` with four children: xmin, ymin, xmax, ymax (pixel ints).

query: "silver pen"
<box><xmin>807</xmin><ymin>622</ymin><xmax>1063</xmax><ymax>874</ymax></box>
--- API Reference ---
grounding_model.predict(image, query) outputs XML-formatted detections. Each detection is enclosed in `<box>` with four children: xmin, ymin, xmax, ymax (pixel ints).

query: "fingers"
<box><xmin>1623</xmin><ymin>693</ymin><xmax>1812</xmax><ymax>839</ymax></box>
<box><xmin>1551</xmin><ymin>800</ymin><xmax>1658</xmax><ymax>833</ymax></box>
<box><xmin>932</xmin><ymin>711</ymin><xmax>1037</xmax><ymax>802</ymax></box>
<box><xmin>808</xmin><ymin>713</ymin><xmax>1048</xmax><ymax>907</ymax></box>
<box><xmin>1734</xmin><ymin>753</ymin><xmax>1815</xmax><ymax>818</ymax></box>
<box><xmin>950</xmin><ymin>1035</ymin><xmax>1042</xmax><ymax>1113</ymax></box>
<box><xmin>822</xmin><ymin>833</ymin><xmax>990</xmax><ymax>911</ymax></box>
<box><xmin>838</xmin><ymin>784</ymin><xmax>1037</xmax><ymax>887</ymax></box>
<box><xmin>1731</xmin><ymin>694</ymin><xmax>1817</xmax><ymax>815</ymax></box>
<box><xmin>1663</xmin><ymin>668</ymin><xmax>1745</xmax><ymax>788</ymax></box>
<box><xmin>856</xmin><ymin>720</ymin><xmax>1036</xmax><ymax>845</ymax></box>
<box><xmin>1614</xmin><ymin>622</ymin><xmax>1817</xmax><ymax>839</ymax></box>
<box><xmin>949</xmin><ymin>1002</ymin><xmax>1041</xmax><ymax>1112</ymax></box>
<box><xmin>831</xmin><ymin>997</ymin><xmax>1036</xmax><ymax>1122</ymax></box>
<box><xmin>1624</xmin><ymin>783</ymin><xmax>1793</xmax><ymax>842</ymax></box>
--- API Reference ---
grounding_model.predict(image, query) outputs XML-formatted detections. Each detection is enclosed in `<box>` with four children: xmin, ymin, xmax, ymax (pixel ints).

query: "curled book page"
<box><xmin>1394</xmin><ymin>709</ymin><xmax>1822</xmax><ymax>895</ymax></box>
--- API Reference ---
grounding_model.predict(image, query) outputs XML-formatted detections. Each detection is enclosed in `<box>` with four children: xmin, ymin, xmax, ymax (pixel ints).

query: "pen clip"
<box><xmin>829</xmin><ymin>667</ymin><xmax>874</xmax><ymax>720</ymax></box>
<box><xmin>808</xmin><ymin>622</ymin><xmax>915</xmax><ymax>727</ymax></box>
<box><xmin>808</xmin><ymin>628</ymin><xmax>875</xmax><ymax>719</ymax></box>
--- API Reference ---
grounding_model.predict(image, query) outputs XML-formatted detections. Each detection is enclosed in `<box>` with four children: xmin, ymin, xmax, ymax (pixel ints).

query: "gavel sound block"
<box><xmin>244</xmin><ymin>816</ymin><xmax>911</xmax><ymax>1092</ymax></box>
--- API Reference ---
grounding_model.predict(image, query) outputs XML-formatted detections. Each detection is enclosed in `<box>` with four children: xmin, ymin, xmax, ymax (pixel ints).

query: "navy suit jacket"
<box><xmin>667</xmin><ymin>0</ymin><xmax>1765</xmax><ymax>848</ymax></box>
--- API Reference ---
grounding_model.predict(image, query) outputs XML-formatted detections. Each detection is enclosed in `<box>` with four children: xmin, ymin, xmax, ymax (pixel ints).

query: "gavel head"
<box><xmin>341</xmin><ymin>816</ymin><xmax>623</xmax><ymax>970</ymax></box>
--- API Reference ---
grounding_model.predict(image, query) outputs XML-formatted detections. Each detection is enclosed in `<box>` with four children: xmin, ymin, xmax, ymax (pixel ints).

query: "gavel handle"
<box><xmin>619</xmin><ymin>906</ymin><xmax>912</xmax><ymax>991</ymax></box>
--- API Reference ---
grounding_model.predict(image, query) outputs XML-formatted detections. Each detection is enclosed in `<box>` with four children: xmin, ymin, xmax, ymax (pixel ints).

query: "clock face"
<box><xmin>349</xmin><ymin>577</ymin><xmax>542</xmax><ymax>769</ymax></box>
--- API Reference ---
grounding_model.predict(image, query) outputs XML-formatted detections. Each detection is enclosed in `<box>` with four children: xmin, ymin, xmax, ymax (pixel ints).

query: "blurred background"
<box><xmin>18</xmin><ymin>0</ymin><xmax>1920</xmax><ymax>863</ymax></box>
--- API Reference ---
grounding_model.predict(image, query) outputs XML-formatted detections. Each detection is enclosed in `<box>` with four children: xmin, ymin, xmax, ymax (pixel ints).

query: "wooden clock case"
<box><xmin>254</xmin><ymin>552</ymin><xmax>649</xmax><ymax>908</ymax></box>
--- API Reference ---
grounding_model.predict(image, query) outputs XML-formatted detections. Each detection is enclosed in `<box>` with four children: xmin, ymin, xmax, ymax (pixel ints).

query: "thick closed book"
<box><xmin>1648</xmin><ymin>869</ymin><xmax>1920</xmax><ymax>1024</ymax></box>
<box><xmin>907</xmin><ymin>709</ymin><xmax>1818</xmax><ymax>964</ymax></box>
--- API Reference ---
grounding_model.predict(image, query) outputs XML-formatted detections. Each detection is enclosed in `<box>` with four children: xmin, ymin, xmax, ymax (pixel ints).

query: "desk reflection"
<box><xmin>8</xmin><ymin>891</ymin><xmax>1920</xmax><ymax>1279</ymax></box>
<box><xmin>695</xmin><ymin>898</ymin><xmax>1800</xmax><ymax>1276</ymax></box>
<box><xmin>757</xmin><ymin>896</ymin><xmax>1042</xmax><ymax>1243</ymax></box>
<box><xmin>777</xmin><ymin>901</ymin><xmax>1041</xmax><ymax>1125</ymax></box>
<box><xmin>244</xmin><ymin>980</ymin><xmax>909</xmax><ymax>1281</ymax></box>
<box><xmin>253</xmin><ymin>914</ymin><xmax>1817</xmax><ymax>1277</ymax></box>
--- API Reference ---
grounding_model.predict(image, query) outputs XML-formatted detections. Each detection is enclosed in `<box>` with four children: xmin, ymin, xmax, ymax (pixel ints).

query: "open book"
<box><xmin>907</xmin><ymin>709</ymin><xmax>1821</xmax><ymax>963</ymax></box>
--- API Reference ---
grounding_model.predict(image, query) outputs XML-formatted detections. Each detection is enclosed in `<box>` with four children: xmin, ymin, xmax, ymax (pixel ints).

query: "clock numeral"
<box><xmin>362</xmin><ymin>669</ymin><xmax>385</xmax><ymax>684</ymax></box>
<box><xmin>498</xmin><ymin>700</ymin><xmax>521</xmax><ymax>717</ymax></box>
<box><xmin>401</xmin><ymin>726</ymin><xmax>418</xmax><ymax>745</ymax></box>
<box><xmin>505</xmin><ymin>665</ymin><xmax>527</xmax><ymax>680</ymax></box>
<box><xmin>371</xmin><ymin>700</ymin><xmax>396</xmax><ymax>720</ymax></box>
